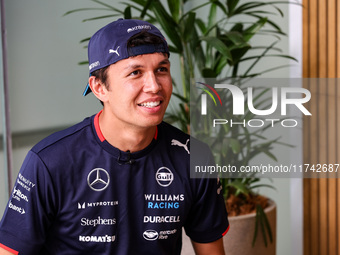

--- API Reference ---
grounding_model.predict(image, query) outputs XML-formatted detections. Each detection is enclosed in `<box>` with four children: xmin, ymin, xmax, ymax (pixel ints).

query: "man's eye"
<box><xmin>129</xmin><ymin>70</ymin><xmax>141</xmax><ymax>76</ymax></box>
<box><xmin>158</xmin><ymin>67</ymin><xmax>168</xmax><ymax>72</ymax></box>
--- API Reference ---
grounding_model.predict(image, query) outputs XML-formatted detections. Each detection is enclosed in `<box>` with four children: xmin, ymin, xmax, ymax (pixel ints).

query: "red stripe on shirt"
<box><xmin>222</xmin><ymin>225</ymin><xmax>230</xmax><ymax>236</ymax></box>
<box><xmin>94</xmin><ymin>110</ymin><xmax>105</xmax><ymax>142</ymax></box>
<box><xmin>154</xmin><ymin>126</ymin><xmax>158</xmax><ymax>140</ymax></box>
<box><xmin>0</xmin><ymin>243</ymin><xmax>19</xmax><ymax>255</ymax></box>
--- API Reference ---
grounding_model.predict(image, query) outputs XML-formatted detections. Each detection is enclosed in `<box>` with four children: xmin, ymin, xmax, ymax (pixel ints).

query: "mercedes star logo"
<box><xmin>87</xmin><ymin>168</ymin><xmax>110</xmax><ymax>191</ymax></box>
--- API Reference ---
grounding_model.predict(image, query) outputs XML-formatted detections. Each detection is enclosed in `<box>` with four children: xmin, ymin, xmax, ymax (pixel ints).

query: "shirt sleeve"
<box><xmin>184</xmin><ymin>145</ymin><xmax>229</xmax><ymax>243</ymax></box>
<box><xmin>0</xmin><ymin>150</ymin><xmax>57</xmax><ymax>254</ymax></box>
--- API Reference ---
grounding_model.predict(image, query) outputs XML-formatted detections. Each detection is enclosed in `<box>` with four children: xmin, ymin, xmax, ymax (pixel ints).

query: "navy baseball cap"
<box><xmin>83</xmin><ymin>18</ymin><xmax>169</xmax><ymax>96</ymax></box>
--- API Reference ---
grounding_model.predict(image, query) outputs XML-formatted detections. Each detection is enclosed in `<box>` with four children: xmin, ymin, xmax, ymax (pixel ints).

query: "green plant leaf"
<box><xmin>208</xmin><ymin>2</ymin><xmax>217</xmax><ymax>31</ymax></box>
<box><xmin>150</xmin><ymin>1</ymin><xmax>183</xmax><ymax>52</ymax></box>
<box><xmin>253</xmin><ymin>204</ymin><xmax>273</xmax><ymax>247</ymax></box>
<box><xmin>247</xmin><ymin>13</ymin><xmax>285</xmax><ymax>35</ymax></box>
<box><xmin>201</xmin><ymin>68</ymin><xmax>217</xmax><ymax>78</ymax></box>
<box><xmin>167</xmin><ymin>0</ymin><xmax>181</xmax><ymax>23</ymax></box>
<box><xmin>79</xmin><ymin>37</ymin><xmax>91</xmax><ymax>44</ymax></box>
<box><xmin>213</xmin><ymin>56</ymin><xmax>229</xmax><ymax>76</ymax></box>
<box><xmin>243</xmin><ymin>40</ymin><xmax>277</xmax><ymax>76</ymax></box>
<box><xmin>261</xmin><ymin>205</ymin><xmax>273</xmax><ymax>244</ymax></box>
<box><xmin>253</xmin><ymin>205</ymin><xmax>260</xmax><ymax>246</ymax></box>
<box><xmin>262</xmin><ymin>150</ymin><xmax>278</xmax><ymax>161</ymax></box>
<box><xmin>182</xmin><ymin>12</ymin><xmax>196</xmax><ymax>42</ymax></box>
<box><xmin>227</xmin><ymin>180</ymin><xmax>249</xmax><ymax>196</ymax></box>
<box><xmin>224</xmin><ymin>31</ymin><xmax>247</xmax><ymax>46</ymax></box>
<box><xmin>260</xmin><ymin>208</ymin><xmax>268</xmax><ymax>246</ymax></box>
<box><xmin>167</xmin><ymin>45</ymin><xmax>180</xmax><ymax>53</ymax></box>
<box><xmin>201</xmin><ymin>36</ymin><xmax>232</xmax><ymax>60</ymax></box>
<box><xmin>230</xmin><ymin>138</ymin><xmax>241</xmax><ymax>154</ymax></box>
<box><xmin>240</xmin><ymin>54</ymin><xmax>298</xmax><ymax>63</ymax></box>
<box><xmin>139</xmin><ymin>0</ymin><xmax>152</xmax><ymax>18</ymax></box>
<box><xmin>196</xmin><ymin>18</ymin><xmax>207</xmax><ymax>34</ymax></box>
<box><xmin>243</xmin><ymin>17</ymin><xmax>268</xmax><ymax>41</ymax></box>
<box><xmin>78</xmin><ymin>61</ymin><xmax>88</xmax><ymax>65</ymax></box>
<box><xmin>226</xmin><ymin>0</ymin><xmax>239</xmax><ymax>15</ymax></box>
<box><xmin>123</xmin><ymin>2</ymin><xmax>156</xmax><ymax>21</ymax></box>
<box><xmin>124</xmin><ymin>6</ymin><xmax>132</xmax><ymax>19</ymax></box>
<box><xmin>209</xmin><ymin>0</ymin><xmax>228</xmax><ymax>14</ymax></box>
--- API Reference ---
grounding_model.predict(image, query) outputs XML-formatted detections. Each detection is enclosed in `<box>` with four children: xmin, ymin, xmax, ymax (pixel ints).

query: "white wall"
<box><xmin>0</xmin><ymin>0</ymin><xmax>100</xmax><ymax>214</ymax></box>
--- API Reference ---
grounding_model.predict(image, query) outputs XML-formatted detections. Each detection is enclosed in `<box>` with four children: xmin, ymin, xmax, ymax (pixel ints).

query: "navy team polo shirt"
<box><xmin>0</xmin><ymin>112</ymin><xmax>229</xmax><ymax>255</ymax></box>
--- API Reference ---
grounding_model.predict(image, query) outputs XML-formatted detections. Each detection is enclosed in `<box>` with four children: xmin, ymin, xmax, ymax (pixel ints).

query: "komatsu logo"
<box><xmin>79</xmin><ymin>235</ymin><xmax>115</xmax><ymax>243</ymax></box>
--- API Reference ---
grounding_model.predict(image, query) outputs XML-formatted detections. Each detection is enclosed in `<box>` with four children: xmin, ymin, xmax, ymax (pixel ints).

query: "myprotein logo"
<box><xmin>78</xmin><ymin>200</ymin><xmax>118</xmax><ymax>210</ymax></box>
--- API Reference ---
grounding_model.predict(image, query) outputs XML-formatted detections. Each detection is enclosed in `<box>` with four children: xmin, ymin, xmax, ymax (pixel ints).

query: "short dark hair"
<box><xmin>127</xmin><ymin>30</ymin><xmax>166</xmax><ymax>48</ymax></box>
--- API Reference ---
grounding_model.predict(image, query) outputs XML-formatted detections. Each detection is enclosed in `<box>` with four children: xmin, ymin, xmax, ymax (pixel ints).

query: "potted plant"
<box><xmin>65</xmin><ymin>0</ymin><xmax>297</xmax><ymax>253</ymax></box>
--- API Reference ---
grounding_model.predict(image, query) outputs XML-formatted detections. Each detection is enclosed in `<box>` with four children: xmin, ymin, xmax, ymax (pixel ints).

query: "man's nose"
<box><xmin>143</xmin><ymin>72</ymin><xmax>161</xmax><ymax>93</ymax></box>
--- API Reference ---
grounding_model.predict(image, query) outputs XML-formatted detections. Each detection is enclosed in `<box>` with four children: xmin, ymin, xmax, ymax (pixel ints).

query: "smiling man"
<box><xmin>0</xmin><ymin>19</ymin><xmax>229</xmax><ymax>255</ymax></box>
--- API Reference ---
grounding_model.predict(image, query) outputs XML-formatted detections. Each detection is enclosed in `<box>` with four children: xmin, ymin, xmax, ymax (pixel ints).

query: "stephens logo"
<box><xmin>155</xmin><ymin>167</ymin><xmax>174</xmax><ymax>187</ymax></box>
<box><xmin>81</xmin><ymin>216</ymin><xmax>116</xmax><ymax>227</ymax></box>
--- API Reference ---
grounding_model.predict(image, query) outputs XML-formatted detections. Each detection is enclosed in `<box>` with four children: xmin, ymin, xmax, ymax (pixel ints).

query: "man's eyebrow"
<box><xmin>159</xmin><ymin>59</ymin><xmax>170</xmax><ymax>65</ymax></box>
<box><xmin>124</xmin><ymin>58</ymin><xmax>170</xmax><ymax>70</ymax></box>
<box><xmin>124</xmin><ymin>64</ymin><xmax>143</xmax><ymax>70</ymax></box>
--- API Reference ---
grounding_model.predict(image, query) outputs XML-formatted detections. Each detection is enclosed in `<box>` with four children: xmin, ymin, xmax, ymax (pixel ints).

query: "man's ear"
<box><xmin>88</xmin><ymin>76</ymin><xmax>108</xmax><ymax>102</ymax></box>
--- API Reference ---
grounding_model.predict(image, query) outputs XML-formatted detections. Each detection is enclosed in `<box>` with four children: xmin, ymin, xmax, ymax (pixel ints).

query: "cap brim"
<box><xmin>83</xmin><ymin>83</ymin><xmax>92</xmax><ymax>96</ymax></box>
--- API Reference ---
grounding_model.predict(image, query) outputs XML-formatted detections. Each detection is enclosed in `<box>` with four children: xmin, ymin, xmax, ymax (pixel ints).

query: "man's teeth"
<box><xmin>140</xmin><ymin>101</ymin><xmax>160</xmax><ymax>108</ymax></box>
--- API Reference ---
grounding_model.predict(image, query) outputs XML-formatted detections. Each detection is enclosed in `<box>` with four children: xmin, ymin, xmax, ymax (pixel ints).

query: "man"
<box><xmin>0</xmin><ymin>19</ymin><xmax>229</xmax><ymax>254</ymax></box>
